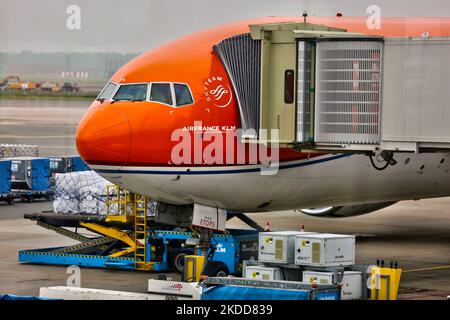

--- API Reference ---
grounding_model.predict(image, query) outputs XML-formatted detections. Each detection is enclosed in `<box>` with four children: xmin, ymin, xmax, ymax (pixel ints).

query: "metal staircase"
<box><xmin>105</xmin><ymin>184</ymin><xmax>150</xmax><ymax>270</ymax></box>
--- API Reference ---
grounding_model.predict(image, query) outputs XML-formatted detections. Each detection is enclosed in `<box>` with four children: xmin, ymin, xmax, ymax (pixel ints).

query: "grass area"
<box><xmin>0</xmin><ymin>90</ymin><xmax>97</xmax><ymax>101</ymax></box>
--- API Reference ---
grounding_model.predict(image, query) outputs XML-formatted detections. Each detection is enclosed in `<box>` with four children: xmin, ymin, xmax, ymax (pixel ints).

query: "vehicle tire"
<box><xmin>22</xmin><ymin>196</ymin><xmax>32</xmax><ymax>203</ymax></box>
<box><xmin>173</xmin><ymin>251</ymin><xmax>189</xmax><ymax>274</ymax></box>
<box><xmin>7</xmin><ymin>198</ymin><xmax>14</xmax><ymax>205</ymax></box>
<box><xmin>202</xmin><ymin>261</ymin><xmax>229</xmax><ymax>278</ymax></box>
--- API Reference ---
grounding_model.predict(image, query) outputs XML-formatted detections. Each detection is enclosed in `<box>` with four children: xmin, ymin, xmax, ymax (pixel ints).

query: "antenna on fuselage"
<box><xmin>302</xmin><ymin>10</ymin><xmax>308</xmax><ymax>23</ymax></box>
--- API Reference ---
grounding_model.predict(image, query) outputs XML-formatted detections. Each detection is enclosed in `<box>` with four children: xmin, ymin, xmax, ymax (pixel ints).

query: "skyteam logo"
<box><xmin>204</xmin><ymin>76</ymin><xmax>233</xmax><ymax>108</ymax></box>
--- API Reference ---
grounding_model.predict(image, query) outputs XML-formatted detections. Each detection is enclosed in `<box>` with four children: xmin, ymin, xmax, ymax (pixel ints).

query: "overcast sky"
<box><xmin>1</xmin><ymin>0</ymin><xmax>450</xmax><ymax>53</ymax></box>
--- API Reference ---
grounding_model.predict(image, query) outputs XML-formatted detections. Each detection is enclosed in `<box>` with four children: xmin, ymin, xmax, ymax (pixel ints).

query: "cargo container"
<box><xmin>258</xmin><ymin>231</ymin><xmax>316</xmax><ymax>264</ymax></box>
<box><xmin>0</xmin><ymin>160</ymin><xmax>14</xmax><ymax>204</ymax></box>
<box><xmin>10</xmin><ymin>157</ymin><xmax>50</xmax><ymax>191</ymax></box>
<box><xmin>295</xmin><ymin>233</ymin><xmax>355</xmax><ymax>267</ymax></box>
<box><xmin>302</xmin><ymin>270</ymin><xmax>363</xmax><ymax>300</ymax></box>
<box><xmin>70</xmin><ymin>156</ymin><xmax>90</xmax><ymax>172</ymax></box>
<box><xmin>7</xmin><ymin>157</ymin><xmax>51</xmax><ymax>202</ymax></box>
<box><xmin>244</xmin><ymin>265</ymin><xmax>300</xmax><ymax>281</ymax></box>
<box><xmin>201</xmin><ymin>277</ymin><xmax>341</xmax><ymax>300</ymax></box>
<box><xmin>48</xmin><ymin>156</ymin><xmax>90</xmax><ymax>188</ymax></box>
<box><xmin>0</xmin><ymin>144</ymin><xmax>38</xmax><ymax>158</ymax></box>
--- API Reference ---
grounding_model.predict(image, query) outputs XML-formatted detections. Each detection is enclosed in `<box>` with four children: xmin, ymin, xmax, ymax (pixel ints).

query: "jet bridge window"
<box><xmin>174</xmin><ymin>83</ymin><xmax>194</xmax><ymax>106</ymax></box>
<box><xmin>96</xmin><ymin>82</ymin><xmax>117</xmax><ymax>101</ymax></box>
<box><xmin>284</xmin><ymin>69</ymin><xmax>295</xmax><ymax>104</ymax></box>
<box><xmin>150</xmin><ymin>83</ymin><xmax>173</xmax><ymax>106</ymax></box>
<box><xmin>113</xmin><ymin>84</ymin><xmax>148</xmax><ymax>101</ymax></box>
<box><xmin>11</xmin><ymin>162</ymin><xmax>19</xmax><ymax>172</ymax></box>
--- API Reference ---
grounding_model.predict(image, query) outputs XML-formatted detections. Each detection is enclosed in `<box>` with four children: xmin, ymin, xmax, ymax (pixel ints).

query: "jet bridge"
<box><xmin>214</xmin><ymin>22</ymin><xmax>450</xmax><ymax>154</ymax></box>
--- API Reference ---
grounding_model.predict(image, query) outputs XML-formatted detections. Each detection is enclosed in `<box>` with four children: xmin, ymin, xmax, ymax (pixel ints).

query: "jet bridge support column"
<box><xmin>191</xmin><ymin>226</ymin><xmax>212</xmax><ymax>261</ymax></box>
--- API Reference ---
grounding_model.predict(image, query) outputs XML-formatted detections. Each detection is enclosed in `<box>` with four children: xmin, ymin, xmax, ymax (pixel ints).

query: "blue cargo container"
<box><xmin>71</xmin><ymin>156</ymin><xmax>90</xmax><ymax>172</ymax></box>
<box><xmin>0</xmin><ymin>294</ymin><xmax>58</xmax><ymax>300</ymax></box>
<box><xmin>202</xmin><ymin>285</ymin><xmax>341</xmax><ymax>300</ymax></box>
<box><xmin>9</xmin><ymin>157</ymin><xmax>50</xmax><ymax>191</ymax></box>
<box><xmin>0</xmin><ymin>160</ymin><xmax>14</xmax><ymax>204</ymax></box>
<box><xmin>201</xmin><ymin>278</ymin><xmax>341</xmax><ymax>300</ymax></box>
<box><xmin>49</xmin><ymin>156</ymin><xmax>89</xmax><ymax>187</ymax></box>
<box><xmin>0</xmin><ymin>160</ymin><xmax>12</xmax><ymax>194</ymax></box>
<box><xmin>49</xmin><ymin>157</ymin><xmax>69</xmax><ymax>187</ymax></box>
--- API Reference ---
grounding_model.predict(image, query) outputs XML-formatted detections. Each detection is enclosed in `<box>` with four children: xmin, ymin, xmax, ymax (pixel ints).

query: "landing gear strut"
<box><xmin>192</xmin><ymin>226</ymin><xmax>231</xmax><ymax>278</ymax></box>
<box><xmin>191</xmin><ymin>226</ymin><xmax>212</xmax><ymax>261</ymax></box>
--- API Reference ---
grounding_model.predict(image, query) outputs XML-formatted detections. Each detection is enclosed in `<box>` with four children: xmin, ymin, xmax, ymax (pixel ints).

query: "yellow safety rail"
<box><xmin>105</xmin><ymin>185</ymin><xmax>134</xmax><ymax>224</ymax></box>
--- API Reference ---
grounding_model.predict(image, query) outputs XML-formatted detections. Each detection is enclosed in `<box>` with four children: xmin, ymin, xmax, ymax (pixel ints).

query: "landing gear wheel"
<box><xmin>7</xmin><ymin>197</ymin><xmax>14</xmax><ymax>205</ymax></box>
<box><xmin>202</xmin><ymin>261</ymin><xmax>229</xmax><ymax>278</ymax></box>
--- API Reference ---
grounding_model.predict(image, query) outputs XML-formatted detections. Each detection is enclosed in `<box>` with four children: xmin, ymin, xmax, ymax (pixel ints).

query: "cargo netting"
<box><xmin>53</xmin><ymin>171</ymin><xmax>157</xmax><ymax>216</ymax></box>
<box><xmin>0</xmin><ymin>144</ymin><xmax>39</xmax><ymax>158</ymax></box>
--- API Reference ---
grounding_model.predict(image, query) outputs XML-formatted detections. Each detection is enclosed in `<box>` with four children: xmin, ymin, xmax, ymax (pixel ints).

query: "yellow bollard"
<box><xmin>370</xmin><ymin>266</ymin><xmax>402</xmax><ymax>300</ymax></box>
<box><xmin>183</xmin><ymin>255</ymin><xmax>205</xmax><ymax>283</ymax></box>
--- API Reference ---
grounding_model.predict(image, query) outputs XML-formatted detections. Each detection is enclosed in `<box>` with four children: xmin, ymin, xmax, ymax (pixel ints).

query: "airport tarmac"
<box><xmin>0</xmin><ymin>198</ymin><xmax>449</xmax><ymax>300</ymax></box>
<box><xmin>0</xmin><ymin>99</ymin><xmax>88</xmax><ymax>156</ymax></box>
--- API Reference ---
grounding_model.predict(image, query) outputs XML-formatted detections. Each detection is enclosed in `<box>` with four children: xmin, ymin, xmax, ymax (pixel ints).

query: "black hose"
<box><xmin>369</xmin><ymin>153</ymin><xmax>391</xmax><ymax>171</ymax></box>
<box><xmin>280</xmin><ymin>267</ymin><xmax>287</xmax><ymax>280</ymax></box>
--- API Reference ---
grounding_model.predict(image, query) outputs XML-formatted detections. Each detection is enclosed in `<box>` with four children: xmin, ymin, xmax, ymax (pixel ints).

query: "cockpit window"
<box><xmin>97</xmin><ymin>82</ymin><xmax>117</xmax><ymax>101</ymax></box>
<box><xmin>113</xmin><ymin>84</ymin><xmax>148</xmax><ymax>101</ymax></box>
<box><xmin>174</xmin><ymin>83</ymin><xmax>194</xmax><ymax>106</ymax></box>
<box><xmin>150</xmin><ymin>83</ymin><xmax>173</xmax><ymax>106</ymax></box>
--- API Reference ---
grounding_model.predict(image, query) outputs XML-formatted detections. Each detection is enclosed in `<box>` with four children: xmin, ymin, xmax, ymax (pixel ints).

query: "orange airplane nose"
<box><xmin>76</xmin><ymin>106</ymin><xmax>131</xmax><ymax>166</ymax></box>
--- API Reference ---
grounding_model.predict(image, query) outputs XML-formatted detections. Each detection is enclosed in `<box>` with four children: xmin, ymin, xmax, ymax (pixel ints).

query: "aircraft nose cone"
<box><xmin>76</xmin><ymin>106</ymin><xmax>131</xmax><ymax>166</ymax></box>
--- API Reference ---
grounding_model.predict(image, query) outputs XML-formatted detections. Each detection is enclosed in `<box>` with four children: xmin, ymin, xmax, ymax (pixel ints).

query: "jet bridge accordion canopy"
<box><xmin>213</xmin><ymin>33</ymin><xmax>261</xmax><ymax>137</ymax></box>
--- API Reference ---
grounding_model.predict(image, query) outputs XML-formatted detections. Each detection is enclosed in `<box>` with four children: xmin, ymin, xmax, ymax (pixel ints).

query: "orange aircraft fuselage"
<box><xmin>75</xmin><ymin>16</ymin><xmax>450</xmax><ymax>212</ymax></box>
<box><xmin>76</xmin><ymin>16</ymin><xmax>450</xmax><ymax>168</ymax></box>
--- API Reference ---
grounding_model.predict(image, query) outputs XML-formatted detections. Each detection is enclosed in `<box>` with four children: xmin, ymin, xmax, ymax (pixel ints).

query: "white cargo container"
<box><xmin>147</xmin><ymin>280</ymin><xmax>202</xmax><ymax>300</ymax></box>
<box><xmin>259</xmin><ymin>231</ymin><xmax>316</xmax><ymax>264</ymax></box>
<box><xmin>302</xmin><ymin>271</ymin><xmax>363</xmax><ymax>300</ymax></box>
<box><xmin>245</xmin><ymin>265</ymin><xmax>300</xmax><ymax>281</ymax></box>
<box><xmin>245</xmin><ymin>266</ymin><xmax>283</xmax><ymax>280</ymax></box>
<box><xmin>295</xmin><ymin>233</ymin><xmax>355</xmax><ymax>267</ymax></box>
